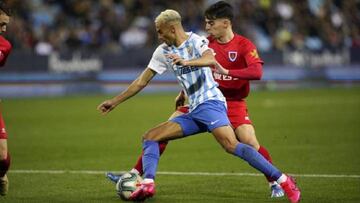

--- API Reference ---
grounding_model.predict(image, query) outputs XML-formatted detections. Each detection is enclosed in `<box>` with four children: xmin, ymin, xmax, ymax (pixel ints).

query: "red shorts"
<box><xmin>0</xmin><ymin>109</ymin><xmax>8</xmax><ymax>139</ymax></box>
<box><xmin>226</xmin><ymin>100</ymin><xmax>252</xmax><ymax>128</ymax></box>
<box><xmin>177</xmin><ymin>100</ymin><xmax>252</xmax><ymax>129</ymax></box>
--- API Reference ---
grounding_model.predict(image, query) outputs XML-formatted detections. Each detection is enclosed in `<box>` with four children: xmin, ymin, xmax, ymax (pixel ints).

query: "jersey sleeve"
<box><xmin>194</xmin><ymin>35</ymin><xmax>211</xmax><ymax>56</ymax></box>
<box><xmin>0</xmin><ymin>36</ymin><xmax>12</xmax><ymax>67</ymax></box>
<box><xmin>228</xmin><ymin>63</ymin><xmax>263</xmax><ymax>80</ymax></box>
<box><xmin>147</xmin><ymin>45</ymin><xmax>168</xmax><ymax>75</ymax></box>
<box><xmin>243</xmin><ymin>39</ymin><xmax>264</xmax><ymax>66</ymax></box>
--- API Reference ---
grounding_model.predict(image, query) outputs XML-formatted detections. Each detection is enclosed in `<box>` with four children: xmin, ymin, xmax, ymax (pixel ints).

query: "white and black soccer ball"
<box><xmin>116</xmin><ymin>172</ymin><xmax>143</xmax><ymax>200</ymax></box>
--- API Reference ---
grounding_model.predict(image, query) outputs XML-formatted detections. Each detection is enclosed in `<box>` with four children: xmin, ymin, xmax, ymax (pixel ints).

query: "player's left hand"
<box><xmin>213</xmin><ymin>61</ymin><xmax>229</xmax><ymax>75</ymax></box>
<box><xmin>175</xmin><ymin>90</ymin><xmax>186</xmax><ymax>109</ymax></box>
<box><xmin>166</xmin><ymin>54</ymin><xmax>187</xmax><ymax>66</ymax></box>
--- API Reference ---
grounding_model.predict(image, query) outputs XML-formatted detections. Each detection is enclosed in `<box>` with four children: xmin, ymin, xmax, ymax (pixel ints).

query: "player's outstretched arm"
<box><xmin>97</xmin><ymin>68</ymin><xmax>157</xmax><ymax>115</ymax></box>
<box><xmin>213</xmin><ymin>61</ymin><xmax>263</xmax><ymax>80</ymax></box>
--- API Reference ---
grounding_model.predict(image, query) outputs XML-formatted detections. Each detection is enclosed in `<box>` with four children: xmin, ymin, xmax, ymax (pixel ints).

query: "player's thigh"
<box><xmin>143</xmin><ymin>121</ymin><xmax>184</xmax><ymax>142</ymax></box>
<box><xmin>212</xmin><ymin>126</ymin><xmax>239</xmax><ymax>153</ymax></box>
<box><xmin>227</xmin><ymin>101</ymin><xmax>260</xmax><ymax>149</ymax></box>
<box><xmin>234</xmin><ymin>124</ymin><xmax>260</xmax><ymax>150</ymax></box>
<box><xmin>0</xmin><ymin>139</ymin><xmax>7</xmax><ymax>160</ymax></box>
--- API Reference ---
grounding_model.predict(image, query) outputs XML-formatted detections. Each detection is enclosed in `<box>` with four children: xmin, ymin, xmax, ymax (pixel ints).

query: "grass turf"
<box><xmin>1</xmin><ymin>87</ymin><xmax>360</xmax><ymax>202</ymax></box>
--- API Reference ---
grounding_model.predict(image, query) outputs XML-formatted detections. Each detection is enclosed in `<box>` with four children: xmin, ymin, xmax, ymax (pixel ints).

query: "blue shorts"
<box><xmin>171</xmin><ymin>100</ymin><xmax>230</xmax><ymax>136</ymax></box>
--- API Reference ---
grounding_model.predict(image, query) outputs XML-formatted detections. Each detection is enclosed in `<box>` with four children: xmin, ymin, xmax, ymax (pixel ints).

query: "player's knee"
<box><xmin>236</xmin><ymin>131</ymin><xmax>260</xmax><ymax>150</ymax></box>
<box><xmin>224</xmin><ymin>147</ymin><xmax>234</xmax><ymax>154</ymax></box>
<box><xmin>142</xmin><ymin>131</ymin><xmax>153</xmax><ymax>141</ymax></box>
<box><xmin>221</xmin><ymin>141</ymin><xmax>237</xmax><ymax>154</ymax></box>
<box><xmin>241</xmin><ymin>137</ymin><xmax>260</xmax><ymax>150</ymax></box>
<box><xmin>142</xmin><ymin>129</ymin><xmax>158</xmax><ymax>141</ymax></box>
<box><xmin>0</xmin><ymin>149</ymin><xmax>7</xmax><ymax>160</ymax></box>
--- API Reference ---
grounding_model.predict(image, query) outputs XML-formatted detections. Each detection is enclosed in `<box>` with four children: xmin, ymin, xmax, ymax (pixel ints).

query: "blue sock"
<box><xmin>142</xmin><ymin>140</ymin><xmax>160</xmax><ymax>179</ymax></box>
<box><xmin>234</xmin><ymin>143</ymin><xmax>282</xmax><ymax>181</ymax></box>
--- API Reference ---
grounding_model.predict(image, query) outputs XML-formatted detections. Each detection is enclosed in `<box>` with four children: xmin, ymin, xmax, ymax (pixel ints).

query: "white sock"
<box><xmin>276</xmin><ymin>174</ymin><xmax>287</xmax><ymax>184</ymax></box>
<box><xmin>143</xmin><ymin>178</ymin><xmax>154</xmax><ymax>184</ymax></box>
<box><xmin>130</xmin><ymin>168</ymin><xmax>140</xmax><ymax>175</ymax></box>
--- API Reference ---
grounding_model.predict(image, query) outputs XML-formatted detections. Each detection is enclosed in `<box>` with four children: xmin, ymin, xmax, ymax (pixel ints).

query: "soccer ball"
<box><xmin>116</xmin><ymin>172</ymin><xmax>143</xmax><ymax>200</ymax></box>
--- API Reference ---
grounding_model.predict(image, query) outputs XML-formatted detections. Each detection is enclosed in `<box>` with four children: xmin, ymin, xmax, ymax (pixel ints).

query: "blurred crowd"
<box><xmin>3</xmin><ymin>0</ymin><xmax>360</xmax><ymax>55</ymax></box>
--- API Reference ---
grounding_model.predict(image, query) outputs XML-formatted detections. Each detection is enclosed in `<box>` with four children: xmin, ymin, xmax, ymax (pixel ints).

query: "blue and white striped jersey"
<box><xmin>148</xmin><ymin>32</ymin><xmax>226</xmax><ymax>111</ymax></box>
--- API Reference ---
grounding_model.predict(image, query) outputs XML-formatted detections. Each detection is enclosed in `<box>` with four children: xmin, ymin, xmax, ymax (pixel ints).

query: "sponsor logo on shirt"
<box><xmin>175</xmin><ymin>66</ymin><xmax>199</xmax><ymax>75</ymax></box>
<box><xmin>213</xmin><ymin>72</ymin><xmax>239</xmax><ymax>81</ymax></box>
<box><xmin>250</xmin><ymin>49</ymin><xmax>259</xmax><ymax>59</ymax></box>
<box><xmin>200</xmin><ymin>40</ymin><xmax>207</xmax><ymax>48</ymax></box>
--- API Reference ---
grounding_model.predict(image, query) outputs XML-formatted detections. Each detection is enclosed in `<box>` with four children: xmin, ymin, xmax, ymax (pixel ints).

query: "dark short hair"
<box><xmin>0</xmin><ymin>1</ymin><xmax>11</xmax><ymax>16</ymax></box>
<box><xmin>205</xmin><ymin>1</ymin><xmax>233</xmax><ymax>21</ymax></box>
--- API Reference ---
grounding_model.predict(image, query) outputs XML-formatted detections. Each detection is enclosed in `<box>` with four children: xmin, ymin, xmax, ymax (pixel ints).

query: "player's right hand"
<box><xmin>175</xmin><ymin>91</ymin><xmax>186</xmax><ymax>109</ymax></box>
<box><xmin>97</xmin><ymin>100</ymin><xmax>116</xmax><ymax>115</ymax></box>
<box><xmin>165</xmin><ymin>53</ymin><xmax>186</xmax><ymax>66</ymax></box>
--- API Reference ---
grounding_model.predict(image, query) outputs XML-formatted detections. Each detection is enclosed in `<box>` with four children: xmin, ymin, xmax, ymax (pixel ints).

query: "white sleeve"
<box><xmin>147</xmin><ymin>46</ymin><xmax>168</xmax><ymax>75</ymax></box>
<box><xmin>194</xmin><ymin>35</ymin><xmax>210</xmax><ymax>56</ymax></box>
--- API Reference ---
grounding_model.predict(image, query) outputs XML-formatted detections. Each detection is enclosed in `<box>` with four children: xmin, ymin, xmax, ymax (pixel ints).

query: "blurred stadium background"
<box><xmin>1</xmin><ymin>0</ymin><xmax>360</xmax><ymax>202</ymax></box>
<box><xmin>0</xmin><ymin>0</ymin><xmax>359</xmax><ymax>97</ymax></box>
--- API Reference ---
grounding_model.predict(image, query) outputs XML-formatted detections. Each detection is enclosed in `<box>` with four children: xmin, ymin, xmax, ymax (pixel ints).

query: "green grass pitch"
<box><xmin>1</xmin><ymin>87</ymin><xmax>360</xmax><ymax>202</ymax></box>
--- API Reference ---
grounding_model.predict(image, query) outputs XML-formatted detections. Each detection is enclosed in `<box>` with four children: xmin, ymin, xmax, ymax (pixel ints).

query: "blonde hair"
<box><xmin>155</xmin><ymin>9</ymin><xmax>182</xmax><ymax>25</ymax></box>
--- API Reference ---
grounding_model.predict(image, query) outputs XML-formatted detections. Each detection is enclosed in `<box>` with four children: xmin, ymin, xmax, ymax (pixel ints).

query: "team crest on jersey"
<box><xmin>186</xmin><ymin>45</ymin><xmax>193</xmax><ymax>57</ymax></box>
<box><xmin>228</xmin><ymin>51</ymin><xmax>237</xmax><ymax>62</ymax></box>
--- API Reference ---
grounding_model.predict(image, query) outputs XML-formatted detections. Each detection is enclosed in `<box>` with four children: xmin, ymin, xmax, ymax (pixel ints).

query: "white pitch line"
<box><xmin>9</xmin><ymin>170</ymin><xmax>360</xmax><ymax>179</ymax></box>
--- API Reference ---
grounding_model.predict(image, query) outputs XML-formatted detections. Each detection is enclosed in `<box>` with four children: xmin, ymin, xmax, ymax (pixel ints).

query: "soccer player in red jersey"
<box><xmin>107</xmin><ymin>2</ymin><xmax>300</xmax><ymax>202</ymax></box>
<box><xmin>0</xmin><ymin>1</ymin><xmax>12</xmax><ymax>196</ymax></box>
<box><xmin>204</xmin><ymin>1</ymin><xmax>284</xmax><ymax>196</ymax></box>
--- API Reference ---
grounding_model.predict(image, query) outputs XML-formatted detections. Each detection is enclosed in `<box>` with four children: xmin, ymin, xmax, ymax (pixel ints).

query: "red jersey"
<box><xmin>0</xmin><ymin>35</ymin><xmax>12</xmax><ymax>139</ymax></box>
<box><xmin>0</xmin><ymin>35</ymin><xmax>12</xmax><ymax>67</ymax></box>
<box><xmin>208</xmin><ymin>34</ymin><xmax>263</xmax><ymax>101</ymax></box>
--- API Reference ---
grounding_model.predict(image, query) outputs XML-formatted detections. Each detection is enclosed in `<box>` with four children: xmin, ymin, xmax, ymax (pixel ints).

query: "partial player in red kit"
<box><xmin>0</xmin><ymin>1</ymin><xmax>12</xmax><ymax>196</ymax></box>
<box><xmin>106</xmin><ymin>1</ymin><xmax>300</xmax><ymax>202</ymax></box>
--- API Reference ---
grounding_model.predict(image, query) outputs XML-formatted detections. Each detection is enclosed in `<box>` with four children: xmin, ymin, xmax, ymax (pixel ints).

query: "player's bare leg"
<box><xmin>234</xmin><ymin>124</ymin><xmax>260</xmax><ymax>150</ymax></box>
<box><xmin>0</xmin><ymin>139</ymin><xmax>9</xmax><ymax>196</ymax></box>
<box><xmin>235</xmin><ymin>124</ymin><xmax>284</xmax><ymax>197</ymax></box>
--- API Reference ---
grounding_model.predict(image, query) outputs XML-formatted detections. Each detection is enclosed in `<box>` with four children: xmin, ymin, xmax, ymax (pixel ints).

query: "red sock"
<box><xmin>0</xmin><ymin>152</ymin><xmax>10</xmax><ymax>177</ymax></box>
<box><xmin>258</xmin><ymin>146</ymin><xmax>274</xmax><ymax>182</ymax></box>
<box><xmin>134</xmin><ymin>141</ymin><xmax>168</xmax><ymax>176</ymax></box>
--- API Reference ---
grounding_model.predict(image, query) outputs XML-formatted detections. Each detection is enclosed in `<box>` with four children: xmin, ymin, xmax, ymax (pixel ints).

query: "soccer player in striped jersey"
<box><xmin>107</xmin><ymin>1</ymin><xmax>300</xmax><ymax>201</ymax></box>
<box><xmin>0</xmin><ymin>2</ymin><xmax>12</xmax><ymax>196</ymax></box>
<box><xmin>98</xmin><ymin>9</ymin><xmax>300</xmax><ymax>202</ymax></box>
